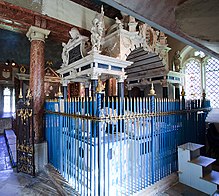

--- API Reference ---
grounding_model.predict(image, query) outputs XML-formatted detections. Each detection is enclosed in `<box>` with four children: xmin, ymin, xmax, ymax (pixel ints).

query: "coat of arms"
<box><xmin>2</xmin><ymin>69</ymin><xmax>10</xmax><ymax>79</ymax></box>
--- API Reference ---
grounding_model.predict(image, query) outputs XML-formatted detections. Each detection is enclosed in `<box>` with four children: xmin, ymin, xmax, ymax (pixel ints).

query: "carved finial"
<box><xmin>101</xmin><ymin>5</ymin><xmax>104</xmax><ymax>16</ymax></box>
<box><xmin>181</xmin><ymin>87</ymin><xmax>185</xmax><ymax>96</ymax></box>
<box><xmin>46</xmin><ymin>60</ymin><xmax>53</xmax><ymax>66</ymax></box>
<box><xmin>96</xmin><ymin>78</ymin><xmax>105</xmax><ymax>93</ymax></box>
<box><xmin>56</xmin><ymin>86</ymin><xmax>63</xmax><ymax>98</ymax></box>
<box><xmin>19</xmin><ymin>88</ymin><xmax>23</xmax><ymax>99</ymax></box>
<box><xmin>148</xmin><ymin>83</ymin><xmax>156</xmax><ymax>96</ymax></box>
<box><xmin>26</xmin><ymin>88</ymin><xmax>32</xmax><ymax>99</ymax></box>
<box><xmin>115</xmin><ymin>17</ymin><xmax>123</xmax><ymax>29</ymax></box>
<box><xmin>20</xmin><ymin>65</ymin><xmax>26</xmax><ymax>74</ymax></box>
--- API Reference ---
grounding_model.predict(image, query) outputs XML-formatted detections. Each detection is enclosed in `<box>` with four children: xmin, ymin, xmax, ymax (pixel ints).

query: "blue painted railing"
<box><xmin>44</xmin><ymin>95</ymin><xmax>210</xmax><ymax>196</ymax></box>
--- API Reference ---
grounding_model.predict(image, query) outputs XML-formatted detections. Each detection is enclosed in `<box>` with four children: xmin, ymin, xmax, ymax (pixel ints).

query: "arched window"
<box><xmin>205</xmin><ymin>57</ymin><xmax>219</xmax><ymax>108</ymax></box>
<box><xmin>3</xmin><ymin>87</ymin><xmax>11</xmax><ymax>112</ymax></box>
<box><xmin>184</xmin><ymin>59</ymin><xmax>202</xmax><ymax>100</ymax></box>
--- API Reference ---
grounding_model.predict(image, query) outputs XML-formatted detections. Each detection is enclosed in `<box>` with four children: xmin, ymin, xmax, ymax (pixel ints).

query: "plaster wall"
<box><xmin>42</xmin><ymin>0</ymin><xmax>114</xmax><ymax>31</ymax></box>
<box><xmin>3</xmin><ymin>0</ymin><xmax>43</xmax><ymax>13</ymax></box>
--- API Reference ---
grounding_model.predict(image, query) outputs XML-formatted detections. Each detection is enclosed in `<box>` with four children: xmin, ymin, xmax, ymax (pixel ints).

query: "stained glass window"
<box><xmin>185</xmin><ymin>59</ymin><xmax>202</xmax><ymax>100</ymax></box>
<box><xmin>205</xmin><ymin>57</ymin><xmax>219</xmax><ymax>108</ymax></box>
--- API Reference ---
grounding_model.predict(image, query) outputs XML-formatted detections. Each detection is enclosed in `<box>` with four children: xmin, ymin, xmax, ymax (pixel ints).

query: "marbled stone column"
<box><xmin>62</xmin><ymin>79</ymin><xmax>68</xmax><ymax>99</ymax></box>
<box><xmin>162</xmin><ymin>80</ymin><xmax>168</xmax><ymax>99</ymax></box>
<box><xmin>84</xmin><ymin>82</ymin><xmax>90</xmax><ymax>114</ymax></box>
<box><xmin>105</xmin><ymin>79</ymin><xmax>109</xmax><ymax>97</ymax></box>
<box><xmin>117</xmin><ymin>76</ymin><xmax>126</xmax><ymax>99</ymax></box>
<box><xmin>26</xmin><ymin>26</ymin><xmax>50</xmax><ymax>143</ymax></box>
<box><xmin>91</xmin><ymin>74</ymin><xmax>98</xmax><ymax>116</ymax></box>
<box><xmin>175</xmin><ymin>84</ymin><xmax>180</xmax><ymax>100</ymax></box>
<box><xmin>84</xmin><ymin>82</ymin><xmax>90</xmax><ymax>98</ymax></box>
<box><xmin>128</xmin><ymin>86</ymin><xmax>132</xmax><ymax>97</ymax></box>
<box><xmin>117</xmin><ymin>76</ymin><xmax>126</xmax><ymax>133</ymax></box>
<box><xmin>140</xmin><ymin>88</ymin><xmax>144</xmax><ymax>97</ymax></box>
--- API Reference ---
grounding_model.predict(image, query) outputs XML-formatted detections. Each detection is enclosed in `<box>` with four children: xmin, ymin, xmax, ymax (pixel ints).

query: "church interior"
<box><xmin>0</xmin><ymin>0</ymin><xmax>219</xmax><ymax>195</ymax></box>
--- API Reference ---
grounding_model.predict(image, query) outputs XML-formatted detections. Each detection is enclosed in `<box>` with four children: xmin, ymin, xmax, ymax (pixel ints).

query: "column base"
<box><xmin>34</xmin><ymin>141</ymin><xmax>48</xmax><ymax>173</ymax></box>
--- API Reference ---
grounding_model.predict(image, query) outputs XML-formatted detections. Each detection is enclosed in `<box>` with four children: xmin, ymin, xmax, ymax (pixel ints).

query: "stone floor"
<box><xmin>0</xmin><ymin>135</ymin><xmax>12</xmax><ymax>171</ymax></box>
<box><xmin>0</xmin><ymin>134</ymin><xmax>78</xmax><ymax>196</ymax></box>
<box><xmin>157</xmin><ymin>182</ymin><xmax>208</xmax><ymax>196</ymax></box>
<box><xmin>0</xmin><ymin>112</ymin><xmax>14</xmax><ymax>118</ymax></box>
<box><xmin>0</xmin><ymin>134</ymin><xmax>216</xmax><ymax>196</ymax></box>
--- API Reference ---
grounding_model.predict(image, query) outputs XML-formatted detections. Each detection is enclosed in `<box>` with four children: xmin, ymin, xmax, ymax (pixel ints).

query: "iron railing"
<box><xmin>44</xmin><ymin>95</ymin><xmax>210</xmax><ymax>196</ymax></box>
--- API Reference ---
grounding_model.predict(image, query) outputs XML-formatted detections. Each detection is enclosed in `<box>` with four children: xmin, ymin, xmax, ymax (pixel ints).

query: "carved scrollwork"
<box><xmin>17</xmin><ymin>108</ymin><xmax>33</xmax><ymax>123</ymax></box>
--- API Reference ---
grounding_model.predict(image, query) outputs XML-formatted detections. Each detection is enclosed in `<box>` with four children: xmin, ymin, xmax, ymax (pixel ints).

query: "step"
<box><xmin>189</xmin><ymin>156</ymin><xmax>216</xmax><ymax>167</ymax></box>
<box><xmin>178</xmin><ymin>142</ymin><xmax>204</xmax><ymax>151</ymax></box>
<box><xmin>202</xmin><ymin>170</ymin><xmax>219</xmax><ymax>185</ymax></box>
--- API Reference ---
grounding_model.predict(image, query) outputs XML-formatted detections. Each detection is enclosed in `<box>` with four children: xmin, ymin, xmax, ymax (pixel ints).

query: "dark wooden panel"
<box><xmin>126</xmin><ymin>61</ymin><xmax>163</xmax><ymax>74</ymax></box>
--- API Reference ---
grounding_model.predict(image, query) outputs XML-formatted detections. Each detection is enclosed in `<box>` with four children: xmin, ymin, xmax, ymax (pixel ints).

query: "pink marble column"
<box><xmin>27</xmin><ymin>26</ymin><xmax>50</xmax><ymax>143</ymax></box>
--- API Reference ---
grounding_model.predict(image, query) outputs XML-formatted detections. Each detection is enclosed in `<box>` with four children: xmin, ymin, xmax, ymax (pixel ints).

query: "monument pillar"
<box><xmin>26</xmin><ymin>26</ymin><xmax>50</xmax><ymax>143</ymax></box>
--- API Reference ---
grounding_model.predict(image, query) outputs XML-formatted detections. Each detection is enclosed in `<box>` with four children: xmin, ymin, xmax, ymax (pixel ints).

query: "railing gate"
<box><xmin>16</xmin><ymin>89</ymin><xmax>35</xmax><ymax>176</ymax></box>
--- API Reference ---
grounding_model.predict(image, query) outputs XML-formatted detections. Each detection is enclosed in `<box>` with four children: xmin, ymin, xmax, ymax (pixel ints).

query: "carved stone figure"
<box><xmin>69</xmin><ymin>27</ymin><xmax>80</xmax><ymax>41</ymax></box>
<box><xmin>139</xmin><ymin>23</ymin><xmax>147</xmax><ymax>39</ymax></box>
<box><xmin>115</xmin><ymin>17</ymin><xmax>123</xmax><ymax>29</ymax></box>
<box><xmin>173</xmin><ymin>51</ymin><xmax>181</xmax><ymax>72</ymax></box>
<box><xmin>61</xmin><ymin>42</ymin><xmax>68</xmax><ymax>67</ymax></box>
<box><xmin>91</xmin><ymin>18</ymin><xmax>104</xmax><ymax>52</ymax></box>
<box><xmin>90</xmin><ymin>7</ymin><xmax>105</xmax><ymax>52</ymax></box>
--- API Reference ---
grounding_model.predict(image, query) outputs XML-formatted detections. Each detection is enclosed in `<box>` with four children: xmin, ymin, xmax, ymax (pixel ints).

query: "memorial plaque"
<box><xmin>68</xmin><ymin>44</ymin><xmax>82</xmax><ymax>64</ymax></box>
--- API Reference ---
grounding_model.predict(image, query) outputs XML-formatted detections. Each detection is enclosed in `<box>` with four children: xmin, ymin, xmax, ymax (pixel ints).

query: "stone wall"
<box><xmin>0</xmin><ymin>118</ymin><xmax>12</xmax><ymax>135</ymax></box>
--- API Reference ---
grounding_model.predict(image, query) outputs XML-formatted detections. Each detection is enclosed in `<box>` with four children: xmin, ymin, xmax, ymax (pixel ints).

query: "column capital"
<box><xmin>84</xmin><ymin>82</ymin><xmax>90</xmax><ymax>88</ymax></box>
<box><xmin>128</xmin><ymin>86</ymin><xmax>132</xmax><ymax>91</ymax></box>
<box><xmin>117</xmin><ymin>75</ymin><xmax>127</xmax><ymax>83</ymax></box>
<box><xmin>161</xmin><ymin>79</ymin><xmax>168</xmax><ymax>87</ymax></box>
<box><xmin>26</xmin><ymin>26</ymin><xmax>50</xmax><ymax>42</ymax></box>
<box><xmin>91</xmin><ymin>72</ymin><xmax>100</xmax><ymax>80</ymax></box>
<box><xmin>61</xmin><ymin>79</ymin><xmax>69</xmax><ymax>87</ymax></box>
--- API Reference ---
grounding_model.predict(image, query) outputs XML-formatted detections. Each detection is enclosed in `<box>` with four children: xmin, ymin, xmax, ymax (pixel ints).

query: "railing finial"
<box><xmin>148</xmin><ymin>83</ymin><xmax>156</xmax><ymax>96</ymax></box>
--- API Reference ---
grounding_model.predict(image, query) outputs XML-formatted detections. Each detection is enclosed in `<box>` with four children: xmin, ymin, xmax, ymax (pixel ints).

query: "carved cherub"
<box><xmin>61</xmin><ymin>42</ymin><xmax>68</xmax><ymax>67</ymax></box>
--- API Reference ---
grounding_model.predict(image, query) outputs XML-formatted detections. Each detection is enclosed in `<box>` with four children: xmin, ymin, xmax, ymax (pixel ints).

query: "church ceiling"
<box><xmin>100</xmin><ymin>0</ymin><xmax>219</xmax><ymax>59</ymax></box>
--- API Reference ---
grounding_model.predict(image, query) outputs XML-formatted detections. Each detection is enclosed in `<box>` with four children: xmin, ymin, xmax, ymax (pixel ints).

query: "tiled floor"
<box><xmin>0</xmin><ymin>135</ymin><xmax>77</xmax><ymax>195</ymax></box>
<box><xmin>0</xmin><ymin>135</ymin><xmax>61</xmax><ymax>195</ymax></box>
<box><xmin>0</xmin><ymin>135</ymin><xmax>12</xmax><ymax>171</ymax></box>
<box><xmin>158</xmin><ymin>182</ymin><xmax>208</xmax><ymax>196</ymax></box>
<box><xmin>0</xmin><ymin>134</ymin><xmax>217</xmax><ymax>195</ymax></box>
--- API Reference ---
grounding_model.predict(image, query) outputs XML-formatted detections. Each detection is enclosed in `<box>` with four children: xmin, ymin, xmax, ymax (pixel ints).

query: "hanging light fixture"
<box><xmin>5</xmin><ymin>59</ymin><xmax>10</xmax><ymax>65</ymax></box>
<box><xmin>11</xmin><ymin>60</ymin><xmax>16</xmax><ymax>66</ymax></box>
